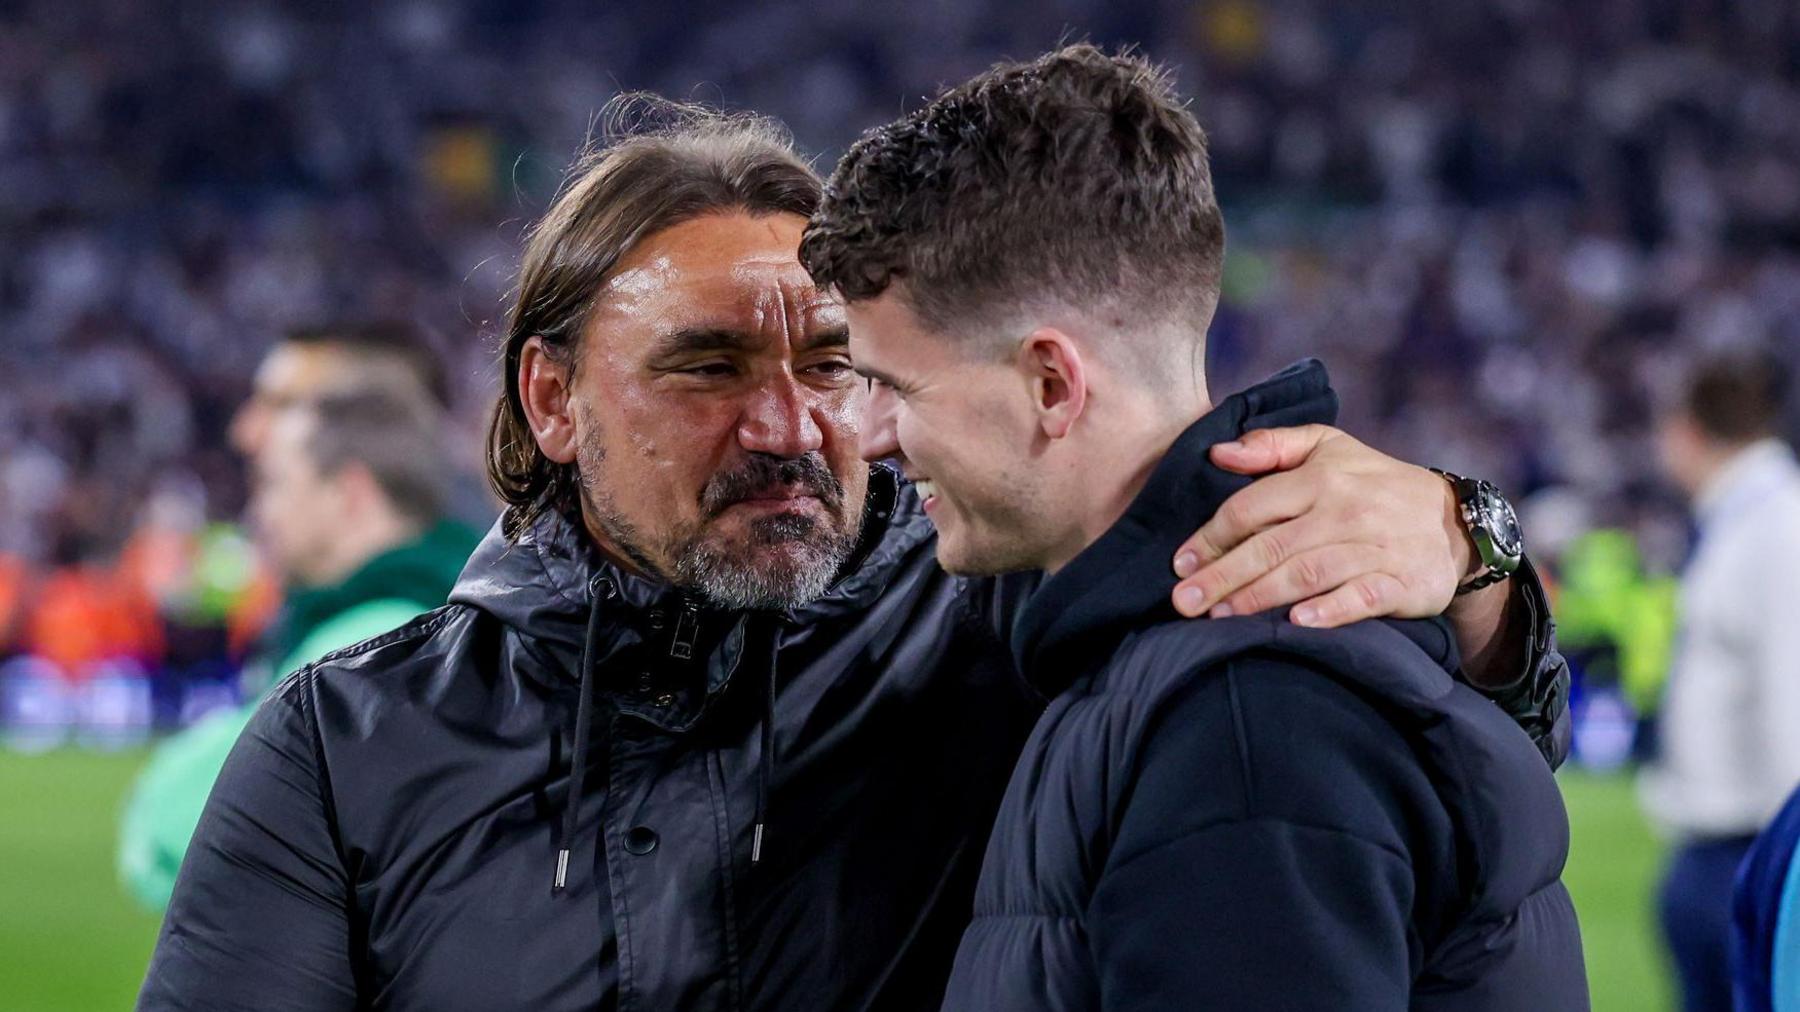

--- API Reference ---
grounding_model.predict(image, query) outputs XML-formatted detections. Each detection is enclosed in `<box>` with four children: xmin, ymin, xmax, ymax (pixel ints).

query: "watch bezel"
<box><xmin>1468</xmin><ymin>479</ymin><xmax>1524</xmax><ymax>567</ymax></box>
<box><xmin>1432</xmin><ymin>468</ymin><xmax>1525</xmax><ymax>591</ymax></box>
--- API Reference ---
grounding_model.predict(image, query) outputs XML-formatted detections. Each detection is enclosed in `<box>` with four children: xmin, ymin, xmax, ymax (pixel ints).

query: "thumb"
<box><xmin>1209</xmin><ymin>424</ymin><xmax>1340</xmax><ymax>475</ymax></box>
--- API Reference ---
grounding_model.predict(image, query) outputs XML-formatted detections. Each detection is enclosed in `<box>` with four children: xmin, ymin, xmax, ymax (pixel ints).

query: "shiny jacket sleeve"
<box><xmin>136</xmin><ymin>668</ymin><xmax>359</xmax><ymax>1011</ymax></box>
<box><xmin>1462</xmin><ymin>557</ymin><xmax>1571</xmax><ymax>770</ymax></box>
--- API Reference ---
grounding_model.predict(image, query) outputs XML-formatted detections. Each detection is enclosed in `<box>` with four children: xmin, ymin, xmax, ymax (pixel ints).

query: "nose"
<box><xmin>858</xmin><ymin>382</ymin><xmax>901</xmax><ymax>463</ymax></box>
<box><xmin>737</xmin><ymin>375</ymin><xmax>824</xmax><ymax>458</ymax></box>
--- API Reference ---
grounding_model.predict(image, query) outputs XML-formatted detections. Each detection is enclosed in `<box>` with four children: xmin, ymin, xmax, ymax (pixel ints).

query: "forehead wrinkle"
<box><xmin>592</xmin><ymin>215</ymin><xmax>831</xmax><ymax>355</ymax></box>
<box><xmin>649</xmin><ymin>326</ymin><xmax>758</xmax><ymax>357</ymax></box>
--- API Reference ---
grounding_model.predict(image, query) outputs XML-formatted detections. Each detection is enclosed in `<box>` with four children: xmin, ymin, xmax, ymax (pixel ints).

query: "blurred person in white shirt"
<box><xmin>1642</xmin><ymin>348</ymin><xmax>1800</xmax><ymax>1012</ymax></box>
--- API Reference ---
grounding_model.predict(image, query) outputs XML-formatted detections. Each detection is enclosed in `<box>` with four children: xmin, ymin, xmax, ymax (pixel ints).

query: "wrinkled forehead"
<box><xmin>589</xmin><ymin>212</ymin><xmax>843</xmax><ymax>343</ymax></box>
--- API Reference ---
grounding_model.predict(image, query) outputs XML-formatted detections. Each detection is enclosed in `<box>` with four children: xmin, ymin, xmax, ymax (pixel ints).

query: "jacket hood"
<box><xmin>448</xmin><ymin>462</ymin><xmax>932</xmax><ymax>683</ymax></box>
<box><xmin>1017</xmin><ymin>359</ymin><xmax>1406</xmax><ymax>691</ymax></box>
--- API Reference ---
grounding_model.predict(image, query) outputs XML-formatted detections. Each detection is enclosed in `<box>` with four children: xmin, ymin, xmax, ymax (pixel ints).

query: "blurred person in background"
<box><xmin>1640</xmin><ymin>349</ymin><xmax>1800</xmax><ymax>1012</ymax></box>
<box><xmin>118</xmin><ymin>376</ymin><xmax>480</xmax><ymax>912</ymax></box>
<box><xmin>136</xmin><ymin>102</ymin><xmax>1571</xmax><ymax>1010</ymax></box>
<box><xmin>228</xmin><ymin>320</ymin><xmax>452</xmax><ymax>462</ymax></box>
<box><xmin>242</xmin><ymin>390</ymin><xmax>478</xmax><ymax>681</ymax></box>
<box><xmin>226</xmin><ymin>318</ymin><xmax>483</xmax><ymax>695</ymax></box>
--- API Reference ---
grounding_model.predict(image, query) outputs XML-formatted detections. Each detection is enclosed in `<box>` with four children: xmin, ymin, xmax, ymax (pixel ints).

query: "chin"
<box><xmin>932</xmin><ymin>535</ymin><xmax>1017</xmax><ymax>578</ymax></box>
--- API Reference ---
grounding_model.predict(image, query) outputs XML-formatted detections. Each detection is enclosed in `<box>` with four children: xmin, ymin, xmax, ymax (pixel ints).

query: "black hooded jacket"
<box><xmin>139</xmin><ymin>370</ymin><xmax>1572</xmax><ymax>1011</ymax></box>
<box><xmin>941</xmin><ymin>361</ymin><xmax>1587</xmax><ymax>1011</ymax></box>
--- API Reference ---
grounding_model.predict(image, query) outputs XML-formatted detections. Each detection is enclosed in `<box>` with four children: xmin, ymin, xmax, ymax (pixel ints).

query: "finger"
<box><xmin>1172</xmin><ymin>512</ymin><xmax>1331</xmax><ymax>616</ymax></box>
<box><xmin>1213</xmin><ymin>544</ymin><xmax>1387</xmax><ymax>620</ymax></box>
<box><xmin>1208</xmin><ymin>424</ymin><xmax>1344</xmax><ymax>476</ymax></box>
<box><xmin>1172</xmin><ymin>470</ymin><xmax>1319</xmax><ymax>578</ymax></box>
<box><xmin>1288</xmin><ymin>572</ymin><xmax>1412</xmax><ymax>629</ymax></box>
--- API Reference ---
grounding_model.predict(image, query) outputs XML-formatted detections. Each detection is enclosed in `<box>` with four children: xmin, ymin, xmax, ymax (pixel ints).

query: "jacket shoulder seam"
<box><xmin>304</xmin><ymin>605</ymin><xmax>464</xmax><ymax>670</ymax></box>
<box><xmin>1107</xmin><ymin>813</ymin><xmax>1412</xmax><ymax>883</ymax></box>
<box><xmin>1215</xmin><ymin>650</ymin><xmax>1435</xmax><ymax>840</ymax></box>
<box><xmin>1223</xmin><ymin>660</ymin><xmax>1255</xmax><ymax>818</ymax></box>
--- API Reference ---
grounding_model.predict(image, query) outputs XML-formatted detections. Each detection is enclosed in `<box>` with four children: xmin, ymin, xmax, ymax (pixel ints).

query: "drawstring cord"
<box><xmin>551</xmin><ymin>587</ymin><xmax>780</xmax><ymax>880</ymax></box>
<box><xmin>751</xmin><ymin>627</ymin><xmax>780</xmax><ymax>865</ymax></box>
<box><xmin>554</xmin><ymin>583</ymin><xmax>608</xmax><ymax>892</ymax></box>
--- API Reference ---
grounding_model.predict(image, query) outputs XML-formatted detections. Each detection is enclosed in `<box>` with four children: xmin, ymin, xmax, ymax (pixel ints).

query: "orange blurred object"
<box><xmin>24</xmin><ymin>564</ymin><xmax>164</xmax><ymax>680</ymax></box>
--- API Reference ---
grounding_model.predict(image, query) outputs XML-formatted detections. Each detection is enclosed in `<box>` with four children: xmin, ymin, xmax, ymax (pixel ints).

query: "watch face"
<box><xmin>1477</xmin><ymin>483</ymin><xmax>1524</xmax><ymax>558</ymax></box>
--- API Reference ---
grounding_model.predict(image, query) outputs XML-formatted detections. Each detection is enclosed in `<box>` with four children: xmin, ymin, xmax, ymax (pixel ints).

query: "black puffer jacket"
<box><xmin>942</xmin><ymin>361</ymin><xmax>1587</xmax><ymax>1011</ymax></box>
<box><xmin>139</xmin><ymin>446</ymin><xmax>1570</xmax><ymax>1010</ymax></box>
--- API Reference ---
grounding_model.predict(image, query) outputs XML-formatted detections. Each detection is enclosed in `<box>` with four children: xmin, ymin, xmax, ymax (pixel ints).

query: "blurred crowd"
<box><xmin>2</xmin><ymin>0</ymin><xmax>1798</xmax><ymax>737</ymax></box>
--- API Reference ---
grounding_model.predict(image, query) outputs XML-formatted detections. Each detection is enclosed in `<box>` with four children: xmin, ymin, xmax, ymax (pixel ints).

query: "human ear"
<box><xmin>1018</xmin><ymin>328</ymin><xmax>1088</xmax><ymax>440</ymax></box>
<box><xmin>519</xmin><ymin>337</ymin><xmax>578</xmax><ymax>465</ymax></box>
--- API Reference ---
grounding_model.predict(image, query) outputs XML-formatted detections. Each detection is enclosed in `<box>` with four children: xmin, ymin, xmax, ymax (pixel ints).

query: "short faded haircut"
<box><xmin>800</xmin><ymin>44</ymin><xmax>1225</xmax><ymax>356</ymax></box>
<box><xmin>285</xmin><ymin>319</ymin><xmax>451</xmax><ymax>409</ymax></box>
<box><xmin>303</xmin><ymin>389</ymin><xmax>449</xmax><ymax>528</ymax></box>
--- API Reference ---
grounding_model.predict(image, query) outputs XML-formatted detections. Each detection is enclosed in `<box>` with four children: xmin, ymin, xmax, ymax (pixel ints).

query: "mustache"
<box><xmin>701</xmin><ymin>452</ymin><xmax>846</xmax><ymax>517</ymax></box>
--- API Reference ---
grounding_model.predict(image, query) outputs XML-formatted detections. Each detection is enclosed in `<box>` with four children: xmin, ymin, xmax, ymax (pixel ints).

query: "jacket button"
<box><xmin>648</xmin><ymin>610</ymin><xmax>667</xmax><ymax>631</ymax></box>
<box><xmin>624</xmin><ymin>827</ymin><xmax>658</xmax><ymax>855</ymax></box>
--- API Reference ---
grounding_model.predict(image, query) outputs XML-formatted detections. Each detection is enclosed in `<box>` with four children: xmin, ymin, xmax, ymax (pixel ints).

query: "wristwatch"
<box><xmin>1430</xmin><ymin>468</ymin><xmax>1524</xmax><ymax>594</ymax></box>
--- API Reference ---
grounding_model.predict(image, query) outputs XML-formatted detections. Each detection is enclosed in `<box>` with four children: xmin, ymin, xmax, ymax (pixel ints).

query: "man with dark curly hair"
<box><xmin>803</xmin><ymin>45</ymin><xmax>1588</xmax><ymax>1009</ymax></box>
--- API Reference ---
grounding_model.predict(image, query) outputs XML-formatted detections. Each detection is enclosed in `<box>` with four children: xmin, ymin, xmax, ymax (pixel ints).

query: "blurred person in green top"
<box><xmin>118</xmin><ymin>325</ymin><xmax>481</xmax><ymax>912</ymax></box>
<box><xmin>245</xmin><ymin>390</ymin><xmax>476</xmax><ymax>681</ymax></box>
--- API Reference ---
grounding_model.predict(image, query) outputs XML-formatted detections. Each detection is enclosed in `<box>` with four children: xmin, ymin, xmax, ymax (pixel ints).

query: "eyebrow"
<box><xmin>650</xmin><ymin>324</ymin><xmax>851</xmax><ymax>359</ymax></box>
<box><xmin>805</xmin><ymin>326</ymin><xmax>851</xmax><ymax>352</ymax></box>
<box><xmin>650</xmin><ymin>327</ymin><xmax>754</xmax><ymax>358</ymax></box>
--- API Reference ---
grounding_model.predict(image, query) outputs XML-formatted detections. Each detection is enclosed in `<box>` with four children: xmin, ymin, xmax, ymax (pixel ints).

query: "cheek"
<box><xmin>255</xmin><ymin>477</ymin><xmax>302</xmax><ymax>532</ymax></box>
<box><xmin>304</xmin><ymin>483</ymin><xmax>348</xmax><ymax>537</ymax></box>
<box><xmin>893</xmin><ymin>408</ymin><xmax>938</xmax><ymax>468</ymax></box>
<box><xmin>597</xmin><ymin>385</ymin><xmax>741</xmax><ymax>490</ymax></box>
<box><xmin>816</xmin><ymin>387</ymin><xmax>863</xmax><ymax>449</ymax></box>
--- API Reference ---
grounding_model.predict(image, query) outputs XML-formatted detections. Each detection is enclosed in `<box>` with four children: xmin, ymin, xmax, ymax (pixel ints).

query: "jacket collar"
<box><xmin>1012</xmin><ymin>359</ymin><xmax>1339</xmax><ymax>695</ymax></box>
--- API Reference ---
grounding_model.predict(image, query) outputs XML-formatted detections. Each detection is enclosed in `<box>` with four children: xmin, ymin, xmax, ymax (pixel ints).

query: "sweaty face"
<box><xmin>568</xmin><ymin>212</ymin><xmax>869</xmax><ymax>609</ymax></box>
<box><xmin>845</xmin><ymin>292</ymin><xmax>1049</xmax><ymax>576</ymax></box>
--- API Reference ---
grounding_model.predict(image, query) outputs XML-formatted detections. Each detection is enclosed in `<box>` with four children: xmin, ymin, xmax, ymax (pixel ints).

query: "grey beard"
<box><xmin>578</xmin><ymin>449</ymin><xmax>861</xmax><ymax>611</ymax></box>
<box><xmin>671</xmin><ymin>511</ymin><xmax>858</xmax><ymax>610</ymax></box>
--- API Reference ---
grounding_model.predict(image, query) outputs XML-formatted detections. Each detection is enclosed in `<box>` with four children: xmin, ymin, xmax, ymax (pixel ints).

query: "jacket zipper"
<box><xmin>669</xmin><ymin>600</ymin><xmax>700</xmax><ymax>660</ymax></box>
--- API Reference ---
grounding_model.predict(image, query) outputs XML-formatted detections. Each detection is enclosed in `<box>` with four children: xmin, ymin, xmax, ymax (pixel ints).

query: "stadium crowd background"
<box><xmin>2</xmin><ymin>0</ymin><xmax>1798</xmax><ymax>1007</ymax></box>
